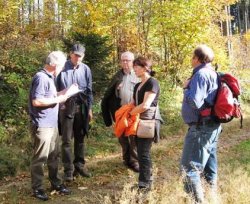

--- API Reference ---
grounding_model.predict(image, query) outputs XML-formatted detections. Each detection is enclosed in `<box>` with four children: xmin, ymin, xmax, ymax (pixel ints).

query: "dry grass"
<box><xmin>0</xmin><ymin>116</ymin><xmax>249</xmax><ymax>204</ymax></box>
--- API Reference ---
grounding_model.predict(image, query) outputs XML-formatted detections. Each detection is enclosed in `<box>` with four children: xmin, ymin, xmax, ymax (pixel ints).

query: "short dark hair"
<box><xmin>193</xmin><ymin>44</ymin><xmax>214</xmax><ymax>63</ymax></box>
<box><xmin>133</xmin><ymin>56</ymin><xmax>156</xmax><ymax>76</ymax></box>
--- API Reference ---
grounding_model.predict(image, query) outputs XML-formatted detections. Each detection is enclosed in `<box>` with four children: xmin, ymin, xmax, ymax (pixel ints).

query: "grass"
<box><xmin>0</xmin><ymin>99</ymin><xmax>249</xmax><ymax>203</ymax></box>
<box><xmin>0</xmin><ymin>116</ymin><xmax>249</xmax><ymax>204</ymax></box>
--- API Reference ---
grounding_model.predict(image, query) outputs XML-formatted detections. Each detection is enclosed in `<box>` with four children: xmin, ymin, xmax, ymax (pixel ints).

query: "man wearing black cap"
<box><xmin>57</xmin><ymin>44</ymin><xmax>93</xmax><ymax>182</ymax></box>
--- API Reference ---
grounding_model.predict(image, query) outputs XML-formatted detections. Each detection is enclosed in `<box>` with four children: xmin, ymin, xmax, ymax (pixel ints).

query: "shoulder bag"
<box><xmin>135</xmin><ymin>84</ymin><xmax>156</xmax><ymax>138</ymax></box>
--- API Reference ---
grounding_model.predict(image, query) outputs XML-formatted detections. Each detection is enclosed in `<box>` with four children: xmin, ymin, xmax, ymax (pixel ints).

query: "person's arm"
<box><xmin>32</xmin><ymin>83</ymin><xmax>78</xmax><ymax>107</ymax></box>
<box><xmin>85</xmin><ymin>66</ymin><xmax>93</xmax><ymax>107</ymax></box>
<box><xmin>58</xmin><ymin>83</ymin><xmax>80</xmax><ymax>97</ymax></box>
<box><xmin>130</xmin><ymin>91</ymin><xmax>156</xmax><ymax>115</ymax></box>
<box><xmin>31</xmin><ymin>74</ymin><xmax>68</xmax><ymax>107</ymax></box>
<box><xmin>85</xmin><ymin>66</ymin><xmax>93</xmax><ymax>121</ymax></box>
<box><xmin>129</xmin><ymin>98</ymin><xmax>135</xmax><ymax>105</ymax></box>
<box><xmin>32</xmin><ymin>95</ymin><xmax>68</xmax><ymax>107</ymax></box>
<box><xmin>184</xmin><ymin>74</ymin><xmax>208</xmax><ymax>110</ymax></box>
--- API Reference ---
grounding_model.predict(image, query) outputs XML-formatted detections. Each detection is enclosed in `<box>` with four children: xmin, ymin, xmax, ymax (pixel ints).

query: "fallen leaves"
<box><xmin>78</xmin><ymin>186</ymin><xmax>88</xmax><ymax>191</ymax></box>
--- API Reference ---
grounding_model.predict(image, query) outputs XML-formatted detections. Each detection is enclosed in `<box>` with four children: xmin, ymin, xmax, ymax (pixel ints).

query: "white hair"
<box><xmin>46</xmin><ymin>51</ymin><xmax>66</xmax><ymax>68</ymax></box>
<box><xmin>121</xmin><ymin>51</ymin><xmax>134</xmax><ymax>60</ymax></box>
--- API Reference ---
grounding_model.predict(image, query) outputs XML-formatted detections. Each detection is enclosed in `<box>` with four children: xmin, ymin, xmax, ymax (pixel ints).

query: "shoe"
<box><xmin>64</xmin><ymin>172</ymin><xmax>73</xmax><ymax>182</ymax></box>
<box><xmin>138</xmin><ymin>185</ymin><xmax>151</xmax><ymax>194</ymax></box>
<box><xmin>130</xmin><ymin>164</ymin><xmax>139</xmax><ymax>173</ymax></box>
<box><xmin>33</xmin><ymin>189</ymin><xmax>49</xmax><ymax>201</ymax></box>
<box><xmin>75</xmin><ymin>167</ymin><xmax>92</xmax><ymax>178</ymax></box>
<box><xmin>51</xmin><ymin>184</ymin><xmax>71</xmax><ymax>195</ymax></box>
<box><xmin>126</xmin><ymin>163</ymin><xmax>139</xmax><ymax>173</ymax></box>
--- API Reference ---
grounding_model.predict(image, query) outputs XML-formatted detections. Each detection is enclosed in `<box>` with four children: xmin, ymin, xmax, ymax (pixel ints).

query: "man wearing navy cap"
<box><xmin>57</xmin><ymin>44</ymin><xmax>93</xmax><ymax>181</ymax></box>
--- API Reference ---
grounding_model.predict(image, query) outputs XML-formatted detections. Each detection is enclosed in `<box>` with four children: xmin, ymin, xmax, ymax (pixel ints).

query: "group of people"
<box><xmin>29</xmin><ymin>44</ymin><xmax>93</xmax><ymax>201</ymax></box>
<box><xmin>29</xmin><ymin>43</ymin><xmax>222</xmax><ymax>203</ymax></box>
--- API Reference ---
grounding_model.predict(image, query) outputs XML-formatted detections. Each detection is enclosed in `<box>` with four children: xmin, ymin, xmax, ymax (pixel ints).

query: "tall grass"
<box><xmin>106</xmin><ymin>143</ymin><xmax>250</xmax><ymax>204</ymax></box>
<box><xmin>0</xmin><ymin>84</ymin><xmax>249</xmax><ymax>204</ymax></box>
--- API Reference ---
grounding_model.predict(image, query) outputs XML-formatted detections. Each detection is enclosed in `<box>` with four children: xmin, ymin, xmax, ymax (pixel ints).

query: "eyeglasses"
<box><xmin>121</xmin><ymin>59</ymin><xmax>132</xmax><ymax>63</ymax></box>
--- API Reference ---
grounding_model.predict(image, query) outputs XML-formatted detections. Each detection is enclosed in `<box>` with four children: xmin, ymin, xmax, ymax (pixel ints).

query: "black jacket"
<box><xmin>101</xmin><ymin>69</ymin><xmax>124</xmax><ymax>127</ymax></box>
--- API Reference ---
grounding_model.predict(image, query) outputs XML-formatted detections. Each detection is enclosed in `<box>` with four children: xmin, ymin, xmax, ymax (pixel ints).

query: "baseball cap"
<box><xmin>71</xmin><ymin>44</ymin><xmax>85</xmax><ymax>57</ymax></box>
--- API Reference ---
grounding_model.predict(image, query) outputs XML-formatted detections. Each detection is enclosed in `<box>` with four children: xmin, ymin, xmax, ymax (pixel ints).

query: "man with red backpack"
<box><xmin>181</xmin><ymin>44</ymin><xmax>222</xmax><ymax>203</ymax></box>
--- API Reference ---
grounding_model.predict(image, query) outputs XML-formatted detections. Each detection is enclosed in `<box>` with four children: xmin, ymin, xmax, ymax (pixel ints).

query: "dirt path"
<box><xmin>0</xmin><ymin>119</ymin><xmax>249</xmax><ymax>204</ymax></box>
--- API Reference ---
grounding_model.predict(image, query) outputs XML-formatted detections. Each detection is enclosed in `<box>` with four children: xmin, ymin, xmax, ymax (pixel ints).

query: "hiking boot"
<box><xmin>51</xmin><ymin>184</ymin><xmax>71</xmax><ymax>195</ymax></box>
<box><xmin>138</xmin><ymin>186</ymin><xmax>151</xmax><ymax>194</ymax></box>
<box><xmin>75</xmin><ymin>167</ymin><xmax>92</xmax><ymax>178</ymax></box>
<box><xmin>33</xmin><ymin>189</ymin><xmax>49</xmax><ymax>201</ymax></box>
<box><xmin>129</xmin><ymin>163</ymin><xmax>140</xmax><ymax>173</ymax></box>
<box><xmin>64</xmin><ymin>172</ymin><xmax>73</xmax><ymax>182</ymax></box>
<box><xmin>124</xmin><ymin>162</ymin><xmax>140</xmax><ymax>173</ymax></box>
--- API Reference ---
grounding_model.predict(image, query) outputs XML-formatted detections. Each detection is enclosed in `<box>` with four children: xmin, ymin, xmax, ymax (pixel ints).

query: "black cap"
<box><xmin>71</xmin><ymin>44</ymin><xmax>85</xmax><ymax>57</ymax></box>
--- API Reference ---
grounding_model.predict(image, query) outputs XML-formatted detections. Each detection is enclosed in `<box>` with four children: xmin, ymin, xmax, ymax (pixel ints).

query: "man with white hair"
<box><xmin>101</xmin><ymin>51</ymin><xmax>140</xmax><ymax>172</ymax></box>
<box><xmin>29</xmin><ymin>51</ymin><xmax>75</xmax><ymax>201</ymax></box>
<box><xmin>181</xmin><ymin>44</ymin><xmax>222</xmax><ymax>203</ymax></box>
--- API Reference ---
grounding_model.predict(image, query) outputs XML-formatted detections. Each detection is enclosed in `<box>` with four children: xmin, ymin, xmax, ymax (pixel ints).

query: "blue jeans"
<box><xmin>180</xmin><ymin>122</ymin><xmax>222</xmax><ymax>202</ymax></box>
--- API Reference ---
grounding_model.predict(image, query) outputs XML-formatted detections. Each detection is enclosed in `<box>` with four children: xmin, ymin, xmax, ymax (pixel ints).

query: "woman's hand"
<box><xmin>130</xmin><ymin>91</ymin><xmax>156</xmax><ymax>115</ymax></box>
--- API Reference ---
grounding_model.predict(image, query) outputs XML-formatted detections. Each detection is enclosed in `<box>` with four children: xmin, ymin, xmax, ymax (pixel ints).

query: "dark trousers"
<box><xmin>30</xmin><ymin>125</ymin><xmax>61</xmax><ymax>190</ymax></box>
<box><xmin>135</xmin><ymin>137</ymin><xmax>153</xmax><ymax>188</ymax></box>
<box><xmin>119</xmin><ymin>135</ymin><xmax>138</xmax><ymax>166</ymax></box>
<box><xmin>60</xmin><ymin>108</ymin><xmax>86</xmax><ymax>175</ymax></box>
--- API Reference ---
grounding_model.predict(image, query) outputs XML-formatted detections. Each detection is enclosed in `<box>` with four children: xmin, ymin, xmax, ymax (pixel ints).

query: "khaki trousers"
<box><xmin>30</xmin><ymin>125</ymin><xmax>61</xmax><ymax>190</ymax></box>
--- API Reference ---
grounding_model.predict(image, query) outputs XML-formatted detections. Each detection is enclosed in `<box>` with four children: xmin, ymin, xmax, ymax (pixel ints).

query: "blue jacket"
<box><xmin>57</xmin><ymin>60</ymin><xmax>93</xmax><ymax>108</ymax></box>
<box><xmin>57</xmin><ymin>60</ymin><xmax>93</xmax><ymax>134</ymax></box>
<box><xmin>181</xmin><ymin>63</ymin><xmax>219</xmax><ymax>124</ymax></box>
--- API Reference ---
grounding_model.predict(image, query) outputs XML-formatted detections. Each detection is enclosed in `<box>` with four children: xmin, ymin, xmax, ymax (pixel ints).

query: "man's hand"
<box><xmin>88</xmin><ymin>109</ymin><xmax>93</xmax><ymax>121</ymax></box>
<box><xmin>57</xmin><ymin>94</ymin><xmax>68</xmax><ymax>104</ymax></box>
<box><xmin>183</xmin><ymin>79</ymin><xmax>190</xmax><ymax>89</ymax></box>
<box><xmin>32</xmin><ymin>94</ymin><xmax>68</xmax><ymax>107</ymax></box>
<box><xmin>65</xmin><ymin>83</ymin><xmax>80</xmax><ymax>97</ymax></box>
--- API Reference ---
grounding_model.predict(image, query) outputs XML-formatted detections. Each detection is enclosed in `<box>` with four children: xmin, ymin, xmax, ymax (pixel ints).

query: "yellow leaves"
<box><xmin>243</xmin><ymin>30</ymin><xmax>250</xmax><ymax>41</ymax></box>
<box><xmin>0</xmin><ymin>1</ymin><xmax>19</xmax><ymax>25</ymax></box>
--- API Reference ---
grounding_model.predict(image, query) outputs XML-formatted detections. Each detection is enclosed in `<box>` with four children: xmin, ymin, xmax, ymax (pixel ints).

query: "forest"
<box><xmin>0</xmin><ymin>0</ymin><xmax>250</xmax><ymax>203</ymax></box>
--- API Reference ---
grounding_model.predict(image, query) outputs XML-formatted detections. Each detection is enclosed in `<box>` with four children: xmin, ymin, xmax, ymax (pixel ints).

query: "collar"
<box><xmin>192</xmin><ymin>63</ymin><xmax>212</xmax><ymax>76</ymax></box>
<box><xmin>41</xmin><ymin>68</ymin><xmax>54</xmax><ymax>79</ymax></box>
<box><xmin>121</xmin><ymin>68</ymin><xmax>134</xmax><ymax>75</ymax></box>
<box><xmin>68</xmin><ymin>60</ymin><xmax>81</xmax><ymax>70</ymax></box>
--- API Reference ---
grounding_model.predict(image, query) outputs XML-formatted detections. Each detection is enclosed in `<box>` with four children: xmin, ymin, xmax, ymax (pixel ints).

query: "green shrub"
<box><xmin>158</xmin><ymin>78</ymin><xmax>185</xmax><ymax>137</ymax></box>
<box><xmin>86</xmin><ymin>101</ymin><xmax>119</xmax><ymax>156</ymax></box>
<box><xmin>0</xmin><ymin>146</ymin><xmax>20</xmax><ymax>179</ymax></box>
<box><xmin>63</xmin><ymin>33</ymin><xmax>113</xmax><ymax>94</ymax></box>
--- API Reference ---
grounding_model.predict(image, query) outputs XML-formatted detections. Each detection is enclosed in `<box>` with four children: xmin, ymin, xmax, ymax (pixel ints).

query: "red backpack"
<box><xmin>201</xmin><ymin>72</ymin><xmax>243</xmax><ymax>128</ymax></box>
